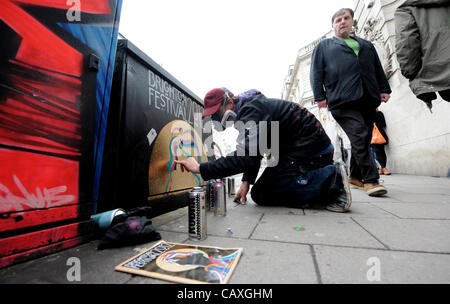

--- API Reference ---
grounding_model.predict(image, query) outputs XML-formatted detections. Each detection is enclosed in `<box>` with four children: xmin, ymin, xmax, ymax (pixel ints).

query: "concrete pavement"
<box><xmin>1</xmin><ymin>173</ymin><xmax>449</xmax><ymax>284</ymax></box>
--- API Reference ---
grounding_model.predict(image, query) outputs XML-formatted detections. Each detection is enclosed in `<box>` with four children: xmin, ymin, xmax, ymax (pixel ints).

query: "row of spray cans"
<box><xmin>188</xmin><ymin>177</ymin><xmax>235</xmax><ymax>241</ymax></box>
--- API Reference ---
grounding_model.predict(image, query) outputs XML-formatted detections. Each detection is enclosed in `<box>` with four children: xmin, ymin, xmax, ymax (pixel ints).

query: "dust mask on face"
<box><xmin>220</xmin><ymin>110</ymin><xmax>237</xmax><ymax>128</ymax></box>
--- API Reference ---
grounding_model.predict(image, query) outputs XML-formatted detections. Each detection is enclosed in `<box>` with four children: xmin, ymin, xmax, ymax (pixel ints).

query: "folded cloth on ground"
<box><xmin>98</xmin><ymin>207</ymin><xmax>161</xmax><ymax>249</ymax></box>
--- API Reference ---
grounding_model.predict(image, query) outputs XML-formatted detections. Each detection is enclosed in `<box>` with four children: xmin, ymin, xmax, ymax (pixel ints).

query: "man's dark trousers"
<box><xmin>250</xmin><ymin>153</ymin><xmax>343</xmax><ymax>207</ymax></box>
<box><xmin>330</xmin><ymin>98</ymin><xmax>380</xmax><ymax>183</ymax></box>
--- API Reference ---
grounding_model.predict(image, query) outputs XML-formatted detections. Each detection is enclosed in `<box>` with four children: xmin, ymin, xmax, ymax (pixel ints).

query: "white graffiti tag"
<box><xmin>0</xmin><ymin>175</ymin><xmax>76</xmax><ymax>213</ymax></box>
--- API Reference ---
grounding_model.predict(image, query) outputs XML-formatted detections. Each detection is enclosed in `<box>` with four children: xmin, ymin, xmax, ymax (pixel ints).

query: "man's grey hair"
<box><xmin>331</xmin><ymin>8</ymin><xmax>354</xmax><ymax>24</ymax></box>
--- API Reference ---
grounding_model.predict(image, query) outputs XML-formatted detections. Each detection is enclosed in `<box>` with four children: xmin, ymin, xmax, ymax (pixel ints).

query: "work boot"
<box><xmin>364</xmin><ymin>183</ymin><xmax>387</xmax><ymax>197</ymax></box>
<box><xmin>348</xmin><ymin>177</ymin><xmax>364</xmax><ymax>189</ymax></box>
<box><xmin>326</xmin><ymin>162</ymin><xmax>352</xmax><ymax>213</ymax></box>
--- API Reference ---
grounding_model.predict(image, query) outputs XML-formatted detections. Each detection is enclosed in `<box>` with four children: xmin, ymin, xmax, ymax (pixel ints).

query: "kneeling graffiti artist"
<box><xmin>176</xmin><ymin>88</ymin><xmax>351</xmax><ymax>213</ymax></box>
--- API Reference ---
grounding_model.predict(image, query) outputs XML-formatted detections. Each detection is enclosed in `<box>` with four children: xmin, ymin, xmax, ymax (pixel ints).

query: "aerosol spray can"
<box><xmin>205</xmin><ymin>180</ymin><xmax>216</xmax><ymax>211</ymax></box>
<box><xmin>214</xmin><ymin>180</ymin><xmax>227</xmax><ymax>216</ymax></box>
<box><xmin>188</xmin><ymin>187</ymin><xmax>207</xmax><ymax>240</ymax></box>
<box><xmin>227</xmin><ymin>177</ymin><xmax>236</xmax><ymax>198</ymax></box>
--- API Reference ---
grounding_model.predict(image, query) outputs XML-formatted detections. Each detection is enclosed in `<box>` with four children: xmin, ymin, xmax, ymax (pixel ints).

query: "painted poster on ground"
<box><xmin>115</xmin><ymin>240</ymin><xmax>242</xmax><ymax>284</ymax></box>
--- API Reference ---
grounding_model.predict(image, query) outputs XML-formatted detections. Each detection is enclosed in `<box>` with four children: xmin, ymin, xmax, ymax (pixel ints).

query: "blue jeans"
<box><xmin>250</xmin><ymin>154</ymin><xmax>342</xmax><ymax>208</ymax></box>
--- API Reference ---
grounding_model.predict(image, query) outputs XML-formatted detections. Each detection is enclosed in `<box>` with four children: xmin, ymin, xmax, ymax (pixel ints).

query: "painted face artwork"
<box><xmin>148</xmin><ymin>120</ymin><xmax>207</xmax><ymax>196</ymax></box>
<box><xmin>157</xmin><ymin>249</ymin><xmax>240</xmax><ymax>283</ymax></box>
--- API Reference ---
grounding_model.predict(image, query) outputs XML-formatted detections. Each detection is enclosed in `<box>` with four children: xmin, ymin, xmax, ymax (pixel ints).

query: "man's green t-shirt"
<box><xmin>342</xmin><ymin>37</ymin><xmax>360</xmax><ymax>56</ymax></box>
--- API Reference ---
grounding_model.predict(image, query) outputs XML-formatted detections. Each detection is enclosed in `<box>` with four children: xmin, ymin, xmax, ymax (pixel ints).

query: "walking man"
<box><xmin>310</xmin><ymin>8</ymin><xmax>392</xmax><ymax>196</ymax></box>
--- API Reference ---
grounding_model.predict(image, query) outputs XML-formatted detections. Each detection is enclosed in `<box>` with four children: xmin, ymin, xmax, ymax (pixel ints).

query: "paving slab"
<box><xmin>382</xmin><ymin>175</ymin><xmax>450</xmax><ymax>195</ymax></box>
<box><xmin>304</xmin><ymin>202</ymin><xmax>397</xmax><ymax>219</ymax></box>
<box><xmin>247</xmin><ymin>203</ymin><xmax>305</xmax><ymax>216</ymax></box>
<box><xmin>314</xmin><ymin>245</ymin><xmax>450</xmax><ymax>284</ymax></box>
<box><xmin>350</xmin><ymin>188</ymin><xmax>402</xmax><ymax>204</ymax></box>
<box><xmin>129</xmin><ymin>236</ymin><xmax>318</xmax><ymax>284</ymax></box>
<box><xmin>353</xmin><ymin>218</ymin><xmax>450</xmax><ymax>253</ymax></box>
<box><xmin>370</xmin><ymin>201</ymin><xmax>450</xmax><ymax>219</ymax></box>
<box><xmin>0</xmin><ymin>241</ymin><xmax>132</xmax><ymax>284</ymax></box>
<box><xmin>191</xmin><ymin>236</ymin><xmax>317</xmax><ymax>284</ymax></box>
<box><xmin>154</xmin><ymin>204</ymin><xmax>263</xmax><ymax>239</ymax></box>
<box><xmin>81</xmin><ymin>231</ymin><xmax>188</xmax><ymax>284</ymax></box>
<box><xmin>250</xmin><ymin>214</ymin><xmax>385</xmax><ymax>249</ymax></box>
<box><xmin>0</xmin><ymin>231</ymin><xmax>187</xmax><ymax>284</ymax></box>
<box><xmin>389</xmin><ymin>192</ymin><xmax>450</xmax><ymax>204</ymax></box>
<box><xmin>349</xmin><ymin>184</ymin><xmax>450</xmax><ymax>205</ymax></box>
<box><xmin>388</xmin><ymin>184</ymin><xmax>450</xmax><ymax>196</ymax></box>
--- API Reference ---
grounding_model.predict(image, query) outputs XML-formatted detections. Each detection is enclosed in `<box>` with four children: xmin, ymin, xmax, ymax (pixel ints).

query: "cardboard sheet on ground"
<box><xmin>115</xmin><ymin>240</ymin><xmax>243</xmax><ymax>284</ymax></box>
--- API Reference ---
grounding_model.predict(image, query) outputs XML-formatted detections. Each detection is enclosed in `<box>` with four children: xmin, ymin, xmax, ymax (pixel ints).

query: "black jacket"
<box><xmin>310</xmin><ymin>36</ymin><xmax>392</xmax><ymax>110</ymax></box>
<box><xmin>200</xmin><ymin>93</ymin><xmax>331</xmax><ymax>184</ymax></box>
<box><xmin>395</xmin><ymin>0</ymin><xmax>450</xmax><ymax>97</ymax></box>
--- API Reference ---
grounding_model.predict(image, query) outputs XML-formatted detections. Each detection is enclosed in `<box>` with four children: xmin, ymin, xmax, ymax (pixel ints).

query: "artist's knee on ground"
<box><xmin>250</xmin><ymin>186</ymin><xmax>273</xmax><ymax>206</ymax></box>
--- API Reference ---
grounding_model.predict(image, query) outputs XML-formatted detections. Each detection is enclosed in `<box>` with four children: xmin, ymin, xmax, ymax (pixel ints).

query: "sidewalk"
<box><xmin>1</xmin><ymin>174</ymin><xmax>449</xmax><ymax>284</ymax></box>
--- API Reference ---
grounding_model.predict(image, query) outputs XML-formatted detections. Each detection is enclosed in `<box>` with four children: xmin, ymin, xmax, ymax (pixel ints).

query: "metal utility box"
<box><xmin>98</xmin><ymin>39</ymin><xmax>210</xmax><ymax>217</ymax></box>
<box><xmin>0</xmin><ymin>0</ymin><xmax>123</xmax><ymax>268</ymax></box>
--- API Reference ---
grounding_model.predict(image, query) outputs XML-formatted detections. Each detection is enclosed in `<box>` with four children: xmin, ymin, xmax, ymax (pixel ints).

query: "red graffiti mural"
<box><xmin>0</xmin><ymin>0</ymin><xmax>122</xmax><ymax>267</ymax></box>
<box><xmin>0</xmin><ymin>149</ymin><xmax>79</xmax><ymax>214</ymax></box>
<box><xmin>1</xmin><ymin>0</ymin><xmax>87</xmax><ymax>218</ymax></box>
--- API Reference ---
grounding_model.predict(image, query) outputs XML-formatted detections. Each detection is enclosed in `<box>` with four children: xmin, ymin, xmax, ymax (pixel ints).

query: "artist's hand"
<box><xmin>317</xmin><ymin>99</ymin><xmax>328</xmax><ymax>109</ymax></box>
<box><xmin>175</xmin><ymin>158</ymin><xmax>200</xmax><ymax>174</ymax></box>
<box><xmin>381</xmin><ymin>93</ymin><xmax>390</xmax><ymax>103</ymax></box>
<box><xmin>234</xmin><ymin>181</ymin><xmax>250</xmax><ymax>205</ymax></box>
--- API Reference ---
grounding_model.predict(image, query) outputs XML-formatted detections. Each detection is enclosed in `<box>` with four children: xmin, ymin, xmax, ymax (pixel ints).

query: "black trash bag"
<box><xmin>98</xmin><ymin>207</ymin><xmax>161</xmax><ymax>250</ymax></box>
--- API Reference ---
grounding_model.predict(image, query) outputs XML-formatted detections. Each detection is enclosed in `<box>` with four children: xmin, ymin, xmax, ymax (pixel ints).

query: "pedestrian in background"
<box><xmin>395</xmin><ymin>0</ymin><xmax>450</xmax><ymax>112</ymax></box>
<box><xmin>371</xmin><ymin>109</ymin><xmax>391</xmax><ymax>175</ymax></box>
<box><xmin>310</xmin><ymin>8</ymin><xmax>392</xmax><ymax>197</ymax></box>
